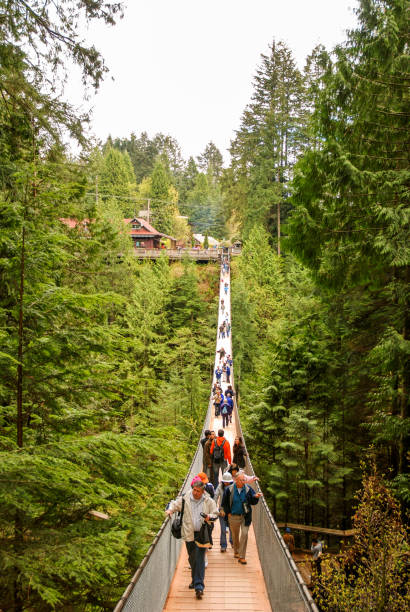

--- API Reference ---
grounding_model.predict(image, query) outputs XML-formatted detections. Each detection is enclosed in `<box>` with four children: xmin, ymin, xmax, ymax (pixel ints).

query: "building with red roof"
<box><xmin>124</xmin><ymin>218</ymin><xmax>176</xmax><ymax>249</ymax></box>
<box><xmin>60</xmin><ymin>217</ymin><xmax>176</xmax><ymax>250</ymax></box>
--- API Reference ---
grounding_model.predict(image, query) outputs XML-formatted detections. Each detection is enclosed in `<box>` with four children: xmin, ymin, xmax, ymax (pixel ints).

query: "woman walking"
<box><xmin>232</xmin><ymin>437</ymin><xmax>247</xmax><ymax>469</ymax></box>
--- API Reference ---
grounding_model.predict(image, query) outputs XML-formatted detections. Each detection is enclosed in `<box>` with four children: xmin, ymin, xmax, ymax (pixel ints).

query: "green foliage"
<box><xmin>197</xmin><ymin>141</ymin><xmax>224</xmax><ymax>182</ymax></box>
<box><xmin>285</xmin><ymin>0</ymin><xmax>409</xmax><ymax>485</ymax></box>
<box><xmin>316</xmin><ymin>465</ymin><xmax>410</xmax><ymax>611</ymax></box>
<box><xmin>226</xmin><ymin>40</ymin><xmax>305</xmax><ymax>238</ymax></box>
<box><xmin>98</xmin><ymin>147</ymin><xmax>137</xmax><ymax>214</ymax></box>
<box><xmin>149</xmin><ymin>160</ymin><xmax>175</xmax><ymax>234</ymax></box>
<box><xmin>185</xmin><ymin>172</ymin><xmax>226</xmax><ymax>238</ymax></box>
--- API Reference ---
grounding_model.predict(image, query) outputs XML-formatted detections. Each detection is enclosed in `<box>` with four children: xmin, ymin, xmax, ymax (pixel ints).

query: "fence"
<box><xmin>232</xmin><ymin>376</ymin><xmax>318</xmax><ymax>612</ymax></box>
<box><xmin>114</xmin><ymin>400</ymin><xmax>211</xmax><ymax>612</ymax></box>
<box><xmin>115</xmin><ymin>259</ymin><xmax>317</xmax><ymax>612</ymax></box>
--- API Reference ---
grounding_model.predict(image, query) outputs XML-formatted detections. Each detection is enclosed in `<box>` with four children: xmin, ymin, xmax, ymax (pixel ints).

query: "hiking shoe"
<box><xmin>238</xmin><ymin>558</ymin><xmax>247</xmax><ymax>564</ymax></box>
<box><xmin>189</xmin><ymin>582</ymin><xmax>194</xmax><ymax>589</ymax></box>
<box><xmin>195</xmin><ymin>590</ymin><xmax>203</xmax><ymax>600</ymax></box>
<box><xmin>220</xmin><ymin>548</ymin><xmax>226</xmax><ymax>553</ymax></box>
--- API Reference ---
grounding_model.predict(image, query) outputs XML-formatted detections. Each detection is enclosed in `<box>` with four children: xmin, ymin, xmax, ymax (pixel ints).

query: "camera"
<box><xmin>200</xmin><ymin>512</ymin><xmax>217</xmax><ymax>521</ymax></box>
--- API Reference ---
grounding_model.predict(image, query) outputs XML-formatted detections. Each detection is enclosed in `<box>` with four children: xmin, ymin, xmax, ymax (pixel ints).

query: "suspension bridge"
<box><xmin>114</xmin><ymin>258</ymin><xmax>318</xmax><ymax>612</ymax></box>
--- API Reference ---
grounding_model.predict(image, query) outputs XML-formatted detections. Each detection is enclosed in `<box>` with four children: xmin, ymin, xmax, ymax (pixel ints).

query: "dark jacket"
<box><xmin>221</xmin><ymin>483</ymin><xmax>259</xmax><ymax>526</ymax></box>
<box><xmin>233</xmin><ymin>444</ymin><xmax>246</xmax><ymax>468</ymax></box>
<box><xmin>203</xmin><ymin>438</ymin><xmax>213</xmax><ymax>467</ymax></box>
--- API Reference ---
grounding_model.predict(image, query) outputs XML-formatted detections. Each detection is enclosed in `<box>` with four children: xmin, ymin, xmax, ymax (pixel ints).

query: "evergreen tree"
<box><xmin>197</xmin><ymin>141</ymin><xmax>224</xmax><ymax>182</ymax></box>
<box><xmin>98</xmin><ymin>147</ymin><xmax>137</xmax><ymax>215</ymax></box>
<box><xmin>178</xmin><ymin>156</ymin><xmax>199</xmax><ymax>206</ymax></box>
<box><xmin>150</xmin><ymin>160</ymin><xmax>175</xmax><ymax>234</ymax></box>
<box><xmin>227</xmin><ymin>40</ymin><xmax>304</xmax><ymax>241</ymax></box>
<box><xmin>286</xmin><ymin>0</ymin><xmax>409</xmax><ymax>484</ymax></box>
<box><xmin>186</xmin><ymin>172</ymin><xmax>225</xmax><ymax>238</ymax></box>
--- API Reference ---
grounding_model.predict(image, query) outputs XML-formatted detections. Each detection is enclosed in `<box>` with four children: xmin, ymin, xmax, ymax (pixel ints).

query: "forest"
<box><xmin>0</xmin><ymin>0</ymin><xmax>408</xmax><ymax>610</ymax></box>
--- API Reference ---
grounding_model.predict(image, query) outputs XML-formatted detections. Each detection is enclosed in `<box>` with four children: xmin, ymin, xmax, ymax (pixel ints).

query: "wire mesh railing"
<box><xmin>114</xmin><ymin>268</ymin><xmax>223</xmax><ymax>612</ymax></box>
<box><xmin>113</xmin><ymin>400</ymin><xmax>211</xmax><ymax>612</ymax></box>
<box><xmin>231</xmin><ymin>376</ymin><xmax>318</xmax><ymax>612</ymax></box>
<box><xmin>115</xmin><ymin>258</ymin><xmax>318</xmax><ymax>612</ymax></box>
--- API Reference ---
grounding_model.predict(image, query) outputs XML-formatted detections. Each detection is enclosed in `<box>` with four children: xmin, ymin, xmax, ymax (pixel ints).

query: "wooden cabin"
<box><xmin>124</xmin><ymin>218</ymin><xmax>176</xmax><ymax>249</ymax></box>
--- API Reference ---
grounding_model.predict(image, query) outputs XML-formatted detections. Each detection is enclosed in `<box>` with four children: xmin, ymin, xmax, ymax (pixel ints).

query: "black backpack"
<box><xmin>213</xmin><ymin>439</ymin><xmax>225</xmax><ymax>463</ymax></box>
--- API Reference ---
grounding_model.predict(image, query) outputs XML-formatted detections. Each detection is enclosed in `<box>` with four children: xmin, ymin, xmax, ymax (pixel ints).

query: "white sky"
<box><xmin>69</xmin><ymin>0</ymin><xmax>359</xmax><ymax>163</ymax></box>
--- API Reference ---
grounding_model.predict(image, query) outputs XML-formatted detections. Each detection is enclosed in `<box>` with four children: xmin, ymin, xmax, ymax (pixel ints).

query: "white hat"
<box><xmin>221</xmin><ymin>472</ymin><xmax>233</xmax><ymax>484</ymax></box>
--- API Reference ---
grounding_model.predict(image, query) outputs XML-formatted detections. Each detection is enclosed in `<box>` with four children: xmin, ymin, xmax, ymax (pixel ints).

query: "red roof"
<box><xmin>124</xmin><ymin>218</ymin><xmax>176</xmax><ymax>241</ymax></box>
<box><xmin>124</xmin><ymin>218</ymin><xmax>161</xmax><ymax>235</ymax></box>
<box><xmin>61</xmin><ymin>217</ymin><xmax>176</xmax><ymax>241</ymax></box>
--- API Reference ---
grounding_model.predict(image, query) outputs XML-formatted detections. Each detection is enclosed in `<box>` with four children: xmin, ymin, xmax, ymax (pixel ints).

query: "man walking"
<box><xmin>203</xmin><ymin>430</ymin><xmax>215</xmax><ymax>481</ymax></box>
<box><xmin>201</xmin><ymin>429</ymin><xmax>211</xmax><ymax>451</ymax></box>
<box><xmin>166</xmin><ymin>478</ymin><xmax>218</xmax><ymax>599</ymax></box>
<box><xmin>210</xmin><ymin>428</ymin><xmax>231</xmax><ymax>487</ymax></box>
<box><xmin>222</xmin><ymin>473</ymin><xmax>262</xmax><ymax>564</ymax></box>
<box><xmin>221</xmin><ymin>398</ymin><xmax>230</xmax><ymax>428</ymax></box>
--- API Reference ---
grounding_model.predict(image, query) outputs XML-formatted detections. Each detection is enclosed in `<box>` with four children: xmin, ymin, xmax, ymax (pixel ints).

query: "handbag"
<box><xmin>194</xmin><ymin>521</ymin><xmax>213</xmax><ymax>548</ymax></box>
<box><xmin>170</xmin><ymin>498</ymin><xmax>185</xmax><ymax>539</ymax></box>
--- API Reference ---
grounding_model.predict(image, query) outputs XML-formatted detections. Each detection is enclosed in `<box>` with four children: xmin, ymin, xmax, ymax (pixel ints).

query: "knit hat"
<box><xmin>191</xmin><ymin>476</ymin><xmax>205</xmax><ymax>488</ymax></box>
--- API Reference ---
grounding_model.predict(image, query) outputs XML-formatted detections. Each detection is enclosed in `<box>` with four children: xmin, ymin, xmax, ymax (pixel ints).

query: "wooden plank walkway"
<box><xmin>163</xmin><ymin>266</ymin><xmax>272</xmax><ymax>611</ymax></box>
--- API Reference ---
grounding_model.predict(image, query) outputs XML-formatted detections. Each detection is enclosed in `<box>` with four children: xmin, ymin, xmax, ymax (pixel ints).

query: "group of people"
<box><xmin>218</xmin><ymin>317</ymin><xmax>231</xmax><ymax>339</ymax></box>
<box><xmin>166</xmin><ymin>258</ymin><xmax>265</xmax><ymax>601</ymax></box>
<box><xmin>212</xmin><ymin>382</ymin><xmax>234</xmax><ymax>427</ymax></box>
<box><xmin>166</xmin><ymin>432</ymin><xmax>261</xmax><ymax>600</ymax></box>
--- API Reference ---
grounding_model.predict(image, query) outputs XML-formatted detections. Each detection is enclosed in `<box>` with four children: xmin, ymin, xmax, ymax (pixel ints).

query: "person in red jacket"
<box><xmin>210</xmin><ymin>429</ymin><xmax>232</xmax><ymax>487</ymax></box>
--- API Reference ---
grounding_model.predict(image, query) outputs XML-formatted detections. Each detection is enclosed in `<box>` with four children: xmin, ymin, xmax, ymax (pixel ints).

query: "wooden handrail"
<box><xmin>276</xmin><ymin>522</ymin><xmax>356</xmax><ymax>537</ymax></box>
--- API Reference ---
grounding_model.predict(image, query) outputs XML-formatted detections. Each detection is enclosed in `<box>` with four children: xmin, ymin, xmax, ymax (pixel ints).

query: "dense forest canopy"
<box><xmin>0</xmin><ymin>0</ymin><xmax>408</xmax><ymax>610</ymax></box>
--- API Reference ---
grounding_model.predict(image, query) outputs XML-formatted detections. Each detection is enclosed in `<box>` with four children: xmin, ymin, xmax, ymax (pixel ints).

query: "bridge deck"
<box><xmin>163</xmin><ymin>270</ymin><xmax>271</xmax><ymax>611</ymax></box>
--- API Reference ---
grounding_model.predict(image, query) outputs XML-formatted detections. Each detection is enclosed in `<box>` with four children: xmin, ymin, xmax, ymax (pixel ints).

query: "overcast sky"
<box><xmin>70</xmin><ymin>0</ymin><xmax>359</xmax><ymax>163</ymax></box>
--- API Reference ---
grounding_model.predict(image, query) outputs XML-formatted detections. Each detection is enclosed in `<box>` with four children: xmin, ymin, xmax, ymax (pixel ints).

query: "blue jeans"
<box><xmin>186</xmin><ymin>540</ymin><xmax>206</xmax><ymax>591</ymax></box>
<box><xmin>212</xmin><ymin>460</ymin><xmax>227</xmax><ymax>488</ymax></box>
<box><xmin>219</xmin><ymin>516</ymin><xmax>233</xmax><ymax>549</ymax></box>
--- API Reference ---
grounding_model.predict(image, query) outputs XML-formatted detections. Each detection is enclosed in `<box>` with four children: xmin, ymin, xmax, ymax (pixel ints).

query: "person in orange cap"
<box><xmin>197</xmin><ymin>472</ymin><xmax>215</xmax><ymax>499</ymax></box>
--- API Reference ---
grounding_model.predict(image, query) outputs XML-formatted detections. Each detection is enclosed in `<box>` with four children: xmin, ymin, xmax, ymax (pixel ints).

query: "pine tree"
<box><xmin>98</xmin><ymin>147</ymin><xmax>137</xmax><ymax>215</ymax></box>
<box><xmin>286</xmin><ymin>0</ymin><xmax>409</xmax><ymax>483</ymax></box>
<box><xmin>150</xmin><ymin>160</ymin><xmax>175</xmax><ymax>234</ymax></box>
<box><xmin>227</xmin><ymin>40</ymin><xmax>304</xmax><ymax>242</ymax></box>
<box><xmin>197</xmin><ymin>141</ymin><xmax>224</xmax><ymax>182</ymax></box>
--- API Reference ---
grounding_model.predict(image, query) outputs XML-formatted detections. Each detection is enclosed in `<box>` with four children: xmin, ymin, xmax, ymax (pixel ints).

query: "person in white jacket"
<box><xmin>166</xmin><ymin>477</ymin><xmax>218</xmax><ymax>600</ymax></box>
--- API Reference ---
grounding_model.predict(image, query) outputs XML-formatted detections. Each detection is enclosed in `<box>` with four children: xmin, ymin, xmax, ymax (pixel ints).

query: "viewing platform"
<box><xmin>134</xmin><ymin>247</ymin><xmax>242</xmax><ymax>261</ymax></box>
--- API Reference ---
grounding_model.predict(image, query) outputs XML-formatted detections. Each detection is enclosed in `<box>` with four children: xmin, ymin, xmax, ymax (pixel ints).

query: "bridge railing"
<box><xmin>231</xmin><ymin>363</ymin><xmax>318</xmax><ymax>612</ymax></box>
<box><xmin>115</xmin><ymin>260</ymin><xmax>317</xmax><ymax>612</ymax></box>
<box><xmin>114</xmin><ymin>278</ymin><xmax>223</xmax><ymax>612</ymax></box>
<box><xmin>134</xmin><ymin>248</ymin><xmax>220</xmax><ymax>259</ymax></box>
<box><xmin>113</xmin><ymin>399</ymin><xmax>212</xmax><ymax>612</ymax></box>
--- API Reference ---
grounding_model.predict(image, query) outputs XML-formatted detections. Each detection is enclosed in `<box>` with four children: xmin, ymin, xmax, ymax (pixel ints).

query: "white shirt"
<box><xmin>190</xmin><ymin>491</ymin><xmax>205</xmax><ymax>531</ymax></box>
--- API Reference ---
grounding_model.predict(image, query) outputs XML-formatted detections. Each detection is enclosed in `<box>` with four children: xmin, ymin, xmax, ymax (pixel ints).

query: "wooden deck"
<box><xmin>163</xmin><ymin>272</ymin><xmax>271</xmax><ymax>611</ymax></box>
<box><xmin>134</xmin><ymin>248</ymin><xmax>242</xmax><ymax>261</ymax></box>
<box><xmin>163</xmin><ymin>518</ymin><xmax>271</xmax><ymax>611</ymax></box>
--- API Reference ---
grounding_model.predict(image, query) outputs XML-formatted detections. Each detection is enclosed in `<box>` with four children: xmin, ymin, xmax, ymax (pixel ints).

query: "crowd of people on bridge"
<box><xmin>166</xmin><ymin>427</ymin><xmax>262</xmax><ymax>600</ymax></box>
